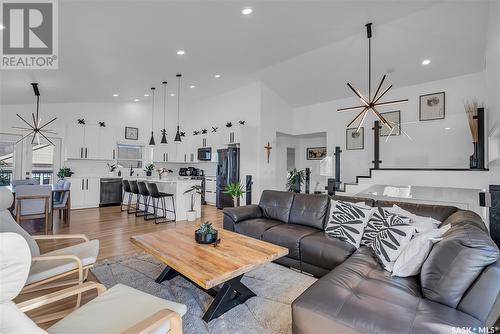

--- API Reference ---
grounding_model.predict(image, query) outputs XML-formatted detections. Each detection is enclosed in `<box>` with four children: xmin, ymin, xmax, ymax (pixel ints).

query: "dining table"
<box><xmin>3</xmin><ymin>184</ymin><xmax>71</xmax><ymax>233</ymax></box>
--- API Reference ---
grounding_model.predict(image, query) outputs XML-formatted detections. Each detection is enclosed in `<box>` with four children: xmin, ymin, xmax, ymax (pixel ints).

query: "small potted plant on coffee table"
<box><xmin>184</xmin><ymin>184</ymin><xmax>203</xmax><ymax>221</ymax></box>
<box><xmin>195</xmin><ymin>222</ymin><xmax>218</xmax><ymax>244</ymax></box>
<box><xmin>224</xmin><ymin>182</ymin><xmax>245</xmax><ymax>207</ymax></box>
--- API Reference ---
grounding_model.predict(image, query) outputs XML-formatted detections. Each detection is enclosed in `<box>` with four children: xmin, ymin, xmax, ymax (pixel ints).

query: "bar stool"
<box><xmin>136</xmin><ymin>181</ymin><xmax>151</xmax><ymax>218</ymax></box>
<box><xmin>146</xmin><ymin>182</ymin><xmax>176</xmax><ymax>224</ymax></box>
<box><xmin>128</xmin><ymin>180</ymin><xmax>142</xmax><ymax>216</ymax></box>
<box><xmin>121</xmin><ymin>180</ymin><xmax>133</xmax><ymax>213</ymax></box>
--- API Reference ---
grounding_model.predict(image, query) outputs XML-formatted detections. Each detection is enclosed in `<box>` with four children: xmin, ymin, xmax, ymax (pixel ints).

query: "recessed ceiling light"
<box><xmin>445</xmin><ymin>127</ymin><xmax>451</xmax><ymax>130</ymax></box>
<box><xmin>112</xmin><ymin>94</ymin><xmax>119</xmax><ymax>97</ymax></box>
<box><xmin>189</xmin><ymin>85</ymin><xmax>196</xmax><ymax>89</ymax></box>
<box><xmin>214</xmin><ymin>74</ymin><xmax>221</xmax><ymax>78</ymax></box>
<box><xmin>170</xmin><ymin>93</ymin><xmax>175</xmax><ymax>97</ymax></box>
<box><xmin>144</xmin><ymin>93</ymin><xmax>149</xmax><ymax>97</ymax></box>
<box><xmin>133</xmin><ymin>98</ymin><xmax>140</xmax><ymax>102</ymax></box>
<box><xmin>422</xmin><ymin>59</ymin><xmax>431</xmax><ymax>65</ymax></box>
<box><xmin>177</xmin><ymin>50</ymin><xmax>185</xmax><ymax>55</ymax></box>
<box><xmin>0</xmin><ymin>24</ymin><xmax>5</xmax><ymax>30</ymax></box>
<box><xmin>241</xmin><ymin>7</ymin><xmax>253</xmax><ymax>15</ymax></box>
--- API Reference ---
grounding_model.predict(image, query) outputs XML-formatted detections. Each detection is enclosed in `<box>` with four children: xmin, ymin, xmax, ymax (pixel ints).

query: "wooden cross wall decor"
<box><xmin>264</xmin><ymin>142</ymin><xmax>272</xmax><ymax>163</ymax></box>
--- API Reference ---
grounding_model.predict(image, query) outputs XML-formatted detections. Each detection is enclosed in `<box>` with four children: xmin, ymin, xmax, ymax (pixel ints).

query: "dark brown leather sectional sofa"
<box><xmin>223</xmin><ymin>190</ymin><xmax>500</xmax><ymax>334</ymax></box>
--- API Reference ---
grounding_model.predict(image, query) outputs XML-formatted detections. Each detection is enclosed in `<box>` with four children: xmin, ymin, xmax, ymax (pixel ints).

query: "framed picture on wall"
<box><xmin>306</xmin><ymin>147</ymin><xmax>327</xmax><ymax>160</ymax></box>
<box><xmin>125</xmin><ymin>126</ymin><xmax>139</xmax><ymax>140</ymax></box>
<box><xmin>380</xmin><ymin>110</ymin><xmax>401</xmax><ymax>136</ymax></box>
<box><xmin>419</xmin><ymin>92</ymin><xmax>445</xmax><ymax>121</ymax></box>
<box><xmin>346</xmin><ymin>127</ymin><xmax>364</xmax><ymax>150</ymax></box>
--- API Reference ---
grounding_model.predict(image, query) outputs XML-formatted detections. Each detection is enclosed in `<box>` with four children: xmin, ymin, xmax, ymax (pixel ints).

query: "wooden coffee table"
<box><xmin>130</xmin><ymin>225</ymin><xmax>288</xmax><ymax>322</ymax></box>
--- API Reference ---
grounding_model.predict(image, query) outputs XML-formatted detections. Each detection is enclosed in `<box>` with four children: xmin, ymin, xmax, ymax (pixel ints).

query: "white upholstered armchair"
<box><xmin>0</xmin><ymin>232</ymin><xmax>185</xmax><ymax>334</ymax></box>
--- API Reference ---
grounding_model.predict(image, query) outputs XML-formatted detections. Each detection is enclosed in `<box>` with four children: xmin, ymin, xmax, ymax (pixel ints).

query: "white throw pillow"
<box><xmin>368</xmin><ymin>208</ymin><xmax>415</xmax><ymax>271</ymax></box>
<box><xmin>325</xmin><ymin>200</ymin><xmax>373</xmax><ymax>248</ymax></box>
<box><xmin>388</xmin><ymin>204</ymin><xmax>441</xmax><ymax>233</ymax></box>
<box><xmin>392</xmin><ymin>225</ymin><xmax>451</xmax><ymax>277</ymax></box>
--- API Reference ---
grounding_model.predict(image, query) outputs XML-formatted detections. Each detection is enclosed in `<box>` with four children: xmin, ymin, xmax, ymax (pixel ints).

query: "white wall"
<box><xmin>292</xmin><ymin>71</ymin><xmax>488</xmax><ymax>185</ymax></box>
<box><xmin>486</xmin><ymin>0</ymin><xmax>500</xmax><ymax>185</ymax></box>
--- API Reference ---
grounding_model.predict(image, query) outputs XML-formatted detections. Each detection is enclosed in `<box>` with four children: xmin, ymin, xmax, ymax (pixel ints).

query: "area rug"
<box><xmin>91</xmin><ymin>253</ymin><xmax>317</xmax><ymax>334</ymax></box>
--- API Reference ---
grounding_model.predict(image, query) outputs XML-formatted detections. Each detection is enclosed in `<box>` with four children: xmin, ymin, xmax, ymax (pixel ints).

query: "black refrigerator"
<box><xmin>216</xmin><ymin>147</ymin><xmax>240</xmax><ymax>209</ymax></box>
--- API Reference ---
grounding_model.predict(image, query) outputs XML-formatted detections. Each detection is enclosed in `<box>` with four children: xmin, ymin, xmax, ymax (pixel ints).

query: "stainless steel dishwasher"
<box><xmin>100</xmin><ymin>178</ymin><xmax>123</xmax><ymax>206</ymax></box>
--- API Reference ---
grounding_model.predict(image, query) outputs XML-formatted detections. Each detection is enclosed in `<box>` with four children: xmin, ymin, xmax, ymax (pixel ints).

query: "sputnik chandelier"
<box><xmin>338</xmin><ymin>23</ymin><xmax>408</xmax><ymax>132</ymax></box>
<box><xmin>13</xmin><ymin>83</ymin><xmax>57</xmax><ymax>145</ymax></box>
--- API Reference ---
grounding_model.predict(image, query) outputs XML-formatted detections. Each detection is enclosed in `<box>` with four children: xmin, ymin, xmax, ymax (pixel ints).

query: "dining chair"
<box><xmin>51</xmin><ymin>180</ymin><xmax>71</xmax><ymax>226</ymax></box>
<box><xmin>11</xmin><ymin>178</ymin><xmax>39</xmax><ymax>187</ymax></box>
<box><xmin>0</xmin><ymin>232</ymin><xmax>185</xmax><ymax>333</ymax></box>
<box><xmin>0</xmin><ymin>187</ymin><xmax>99</xmax><ymax>297</ymax></box>
<box><xmin>14</xmin><ymin>185</ymin><xmax>52</xmax><ymax>234</ymax></box>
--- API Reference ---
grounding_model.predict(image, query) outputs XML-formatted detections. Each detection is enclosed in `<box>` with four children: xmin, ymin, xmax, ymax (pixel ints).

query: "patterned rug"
<box><xmin>91</xmin><ymin>253</ymin><xmax>317</xmax><ymax>334</ymax></box>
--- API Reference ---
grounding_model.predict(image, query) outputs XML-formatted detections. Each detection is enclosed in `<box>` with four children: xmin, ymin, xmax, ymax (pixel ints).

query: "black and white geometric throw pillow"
<box><xmin>325</xmin><ymin>200</ymin><xmax>373</xmax><ymax>248</ymax></box>
<box><xmin>368</xmin><ymin>209</ymin><xmax>416</xmax><ymax>271</ymax></box>
<box><xmin>361</xmin><ymin>207</ymin><xmax>410</xmax><ymax>247</ymax></box>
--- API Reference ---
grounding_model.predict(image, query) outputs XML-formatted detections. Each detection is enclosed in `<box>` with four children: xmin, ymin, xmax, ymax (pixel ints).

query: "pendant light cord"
<box><xmin>163</xmin><ymin>82</ymin><xmax>167</xmax><ymax>129</ymax></box>
<box><xmin>177</xmin><ymin>74</ymin><xmax>181</xmax><ymax>127</ymax></box>
<box><xmin>151</xmin><ymin>88</ymin><xmax>155</xmax><ymax>130</ymax></box>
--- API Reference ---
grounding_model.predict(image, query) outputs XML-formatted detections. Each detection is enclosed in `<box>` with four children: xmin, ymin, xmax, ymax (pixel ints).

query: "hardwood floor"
<box><xmin>15</xmin><ymin>204</ymin><xmax>224</xmax><ymax>329</ymax></box>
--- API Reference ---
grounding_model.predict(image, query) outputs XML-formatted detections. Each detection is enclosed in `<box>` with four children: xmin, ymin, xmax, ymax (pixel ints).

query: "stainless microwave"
<box><xmin>197</xmin><ymin>147</ymin><xmax>212</xmax><ymax>161</ymax></box>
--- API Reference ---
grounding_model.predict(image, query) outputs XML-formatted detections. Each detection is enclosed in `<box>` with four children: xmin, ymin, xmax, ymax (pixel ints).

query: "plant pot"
<box><xmin>294</xmin><ymin>179</ymin><xmax>301</xmax><ymax>193</ymax></box>
<box><xmin>146</xmin><ymin>171</ymin><xmax>152</xmax><ymax>177</ymax></box>
<box><xmin>195</xmin><ymin>230</ymin><xmax>218</xmax><ymax>244</ymax></box>
<box><xmin>108</xmin><ymin>172</ymin><xmax>114</xmax><ymax>177</ymax></box>
<box><xmin>233</xmin><ymin>196</ymin><xmax>240</xmax><ymax>207</ymax></box>
<box><xmin>186</xmin><ymin>210</ymin><xmax>197</xmax><ymax>221</ymax></box>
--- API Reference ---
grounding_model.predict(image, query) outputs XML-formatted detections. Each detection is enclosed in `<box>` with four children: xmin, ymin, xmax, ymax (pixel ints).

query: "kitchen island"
<box><xmin>124</xmin><ymin>177</ymin><xmax>202</xmax><ymax>221</ymax></box>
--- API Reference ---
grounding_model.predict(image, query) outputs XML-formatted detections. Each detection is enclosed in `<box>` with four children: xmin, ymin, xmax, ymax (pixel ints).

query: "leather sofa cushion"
<box><xmin>259</xmin><ymin>190</ymin><xmax>294</xmax><ymax>223</ymax></box>
<box><xmin>332</xmin><ymin>195</ymin><xmax>375</xmax><ymax>207</ymax></box>
<box><xmin>443</xmin><ymin>210</ymin><xmax>486</xmax><ymax>232</ymax></box>
<box><xmin>300</xmin><ymin>232</ymin><xmax>356</xmax><ymax>272</ymax></box>
<box><xmin>234</xmin><ymin>218</ymin><xmax>282</xmax><ymax>240</ymax></box>
<box><xmin>289</xmin><ymin>193</ymin><xmax>330</xmax><ymax>229</ymax></box>
<box><xmin>292</xmin><ymin>247</ymin><xmax>482</xmax><ymax>334</ymax></box>
<box><xmin>223</xmin><ymin>205</ymin><xmax>262</xmax><ymax>223</ymax></box>
<box><xmin>262</xmin><ymin>224</ymin><xmax>319</xmax><ymax>260</ymax></box>
<box><xmin>421</xmin><ymin>223</ymin><xmax>499</xmax><ymax>308</ymax></box>
<box><xmin>376</xmin><ymin>200</ymin><xmax>457</xmax><ymax>222</ymax></box>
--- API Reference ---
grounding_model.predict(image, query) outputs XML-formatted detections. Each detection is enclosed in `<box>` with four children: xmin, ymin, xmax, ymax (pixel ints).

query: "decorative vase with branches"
<box><xmin>465</xmin><ymin>100</ymin><xmax>479</xmax><ymax>168</ymax></box>
<box><xmin>286</xmin><ymin>168</ymin><xmax>304</xmax><ymax>193</ymax></box>
<box><xmin>224</xmin><ymin>183</ymin><xmax>245</xmax><ymax>207</ymax></box>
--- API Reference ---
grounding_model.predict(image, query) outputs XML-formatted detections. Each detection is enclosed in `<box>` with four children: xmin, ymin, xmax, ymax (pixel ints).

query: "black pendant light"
<box><xmin>160</xmin><ymin>81</ymin><xmax>168</xmax><ymax>144</ymax></box>
<box><xmin>149</xmin><ymin>87</ymin><xmax>156</xmax><ymax>146</ymax></box>
<box><xmin>174</xmin><ymin>74</ymin><xmax>182</xmax><ymax>143</ymax></box>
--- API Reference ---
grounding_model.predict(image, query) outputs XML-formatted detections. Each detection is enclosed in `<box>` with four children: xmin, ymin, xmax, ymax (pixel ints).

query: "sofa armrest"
<box><xmin>224</xmin><ymin>205</ymin><xmax>262</xmax><ymax>223</ymax></box>
<box><xmin>223</xmin><ymin>205</ymin><xmax>262</xmax><ymax>231</ymax></box>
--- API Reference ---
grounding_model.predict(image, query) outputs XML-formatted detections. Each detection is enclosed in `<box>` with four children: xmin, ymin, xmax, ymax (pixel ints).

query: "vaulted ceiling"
<box><xmin>0</xmin><ymin>0</ymin><xmax>488</xmax><ymax>107</ymax></box>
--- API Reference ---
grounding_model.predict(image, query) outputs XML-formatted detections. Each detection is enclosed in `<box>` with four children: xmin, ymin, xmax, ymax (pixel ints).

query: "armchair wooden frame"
<box><xmin>21</xmin><ymin>234</ymin><xmax>93</xmax><ymax>304</ymax></box>
<box><xmin>15</xmin><ymin>194</ymin><xmax>51</xmax><ymax>234</ymax></box>
<box><xmin>17</xmin><ymin>282</ymin><xmax>182</xmax><ymax>334</ymax></box>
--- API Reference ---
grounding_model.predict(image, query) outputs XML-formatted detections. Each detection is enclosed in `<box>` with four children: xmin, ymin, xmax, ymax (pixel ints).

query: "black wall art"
<box><xmin>125</xmin><ymin>126</ymin><xmax>138</xmax><ymax>140</ymax></box>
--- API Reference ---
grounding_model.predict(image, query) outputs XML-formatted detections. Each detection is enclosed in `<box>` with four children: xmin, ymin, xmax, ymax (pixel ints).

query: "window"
<box><xmin>117</xmin><ymin>144</ymin><xmax>143</xmax><ymax>168</ymax></box>
<box><xmin>0</xmin><ymin>140</ymin><xmax>14</xmax><ymax>185</ymax></box>
<box><xmin>32</xmin><ymin>144</ymin><xmax>54</xmax><ymax>184</ymax></box>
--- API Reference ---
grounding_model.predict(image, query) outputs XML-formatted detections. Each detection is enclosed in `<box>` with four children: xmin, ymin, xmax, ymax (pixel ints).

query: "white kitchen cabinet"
<box><xmin>66</xmin><ymin>123</ymin><xmax>116</xmax><ymax>160</ymax></box>
<box><xmin>223</xmin><ymin>127</ymin><xmax>241</xmax><ymax>145</ymax></box>
<box><xmin>153</xmin><ymin>145</ymin><xmax>168</xmax><ymax>163</ymax></box>
<box><xmin>68</xmin><ymin>177</ymin><xmax>100</xmax><ymax>208</ymax></box>
<box><xmin>204</xmin><ymin>177</ymin><xmax>216</xmax><ymax>205</ymax></box>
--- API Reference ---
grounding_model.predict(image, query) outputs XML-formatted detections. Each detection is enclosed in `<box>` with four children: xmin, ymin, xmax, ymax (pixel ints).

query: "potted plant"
<box><xmin>183</xmin><ymin>184</ymin><xmax>203</xmax><ymax>221</ymax></box>
<box><xmin>224</xmin><ymin>183</ymin><xmax>245</xmax><ymax>207</ymax></box>
<box><xmin>144</xmin><ymin>163</ymin><xmax>155</xmax><ymax>177</ymax></box>
<box><xmin>286</xmin><ymin>168</ymin><xmax>304</xmax><ymax>193</ymax></box>
<box><xmin>0</xmin><ymin>161</ymin><xmax>9</xmax><ymax>186</ymax></box>
<box><xmin>57</xmin><ymin>167</ymin><xmax>74</xmax><ymax>180</ymax></box>
<box><xmin>194</xmin><ymin>221</ymin><xmax>218</xmax><ymax>244</ymax></box>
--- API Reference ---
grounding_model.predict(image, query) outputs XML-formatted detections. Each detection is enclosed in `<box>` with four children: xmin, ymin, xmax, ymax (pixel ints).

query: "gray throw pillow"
<box><xmin>420</xmin><ymin>223</ymin><xmax>499</xmax><ymax>308</ymax></box>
